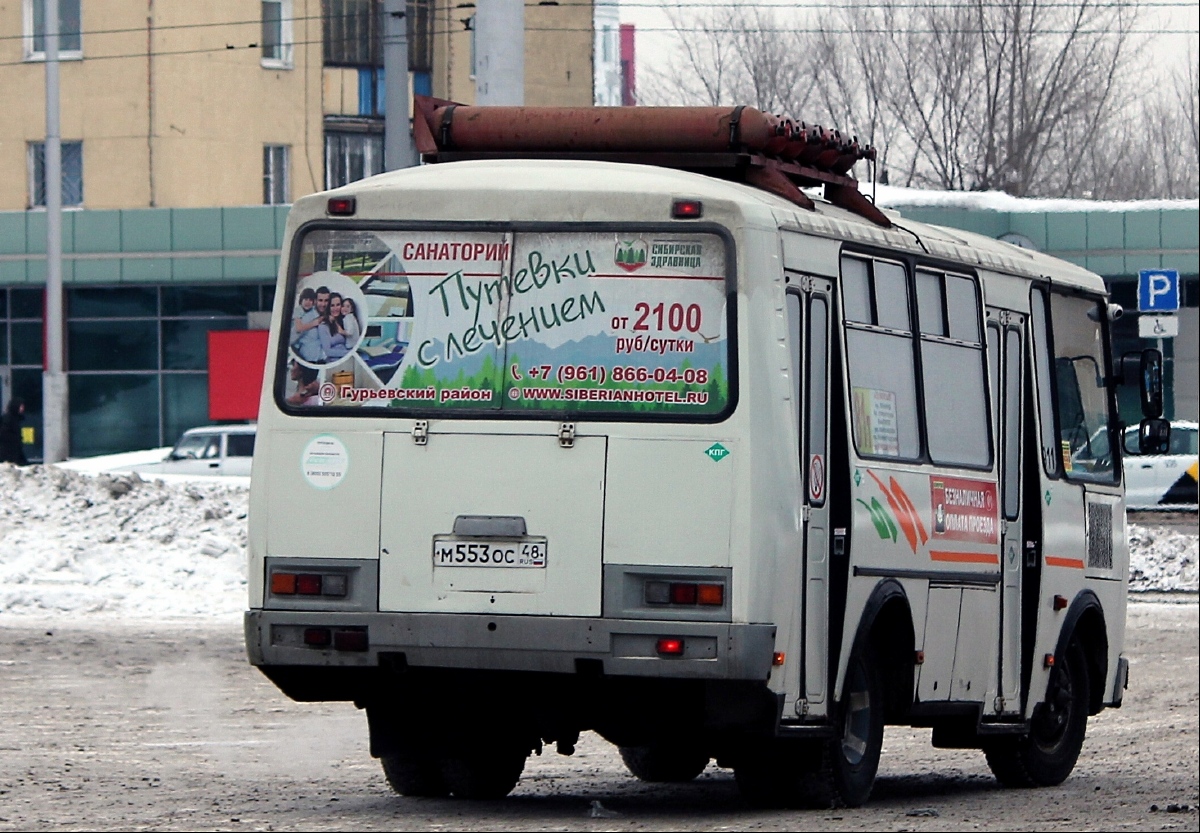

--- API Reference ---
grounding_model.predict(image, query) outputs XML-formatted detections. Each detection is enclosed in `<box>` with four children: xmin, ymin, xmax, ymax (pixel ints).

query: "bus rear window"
<box><xmin>278</xmin><ymin>227</ymin><xmax>733</xmax><ymax>420</ymax></box>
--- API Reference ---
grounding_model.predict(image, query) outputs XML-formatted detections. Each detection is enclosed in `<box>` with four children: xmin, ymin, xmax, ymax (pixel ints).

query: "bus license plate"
<box><xmin>433</xmin><ymin>538</ymin><xmax>547</xmax><ymax>568</ymax></box>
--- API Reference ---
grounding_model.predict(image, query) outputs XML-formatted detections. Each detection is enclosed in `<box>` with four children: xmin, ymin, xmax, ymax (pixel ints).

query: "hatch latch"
<box><xmin>558</xmin><ymin>422</ymin><xmax>576</xmax><ymax>448</ymax></box>
<box><xmin>412</xmin><ymin>420</ymin><xmax>428</xmax><ymax>446</ymax></box>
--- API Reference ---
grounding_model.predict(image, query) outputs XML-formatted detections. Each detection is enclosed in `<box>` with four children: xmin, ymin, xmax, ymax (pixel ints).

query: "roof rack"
<box><xmin>412</xmin><ymin>95</ymin><xmax>890</xmax><ymax>229</ymax></box>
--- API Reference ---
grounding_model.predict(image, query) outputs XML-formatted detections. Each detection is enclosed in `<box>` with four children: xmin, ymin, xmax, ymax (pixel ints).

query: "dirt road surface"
<box><xmin>0</xmin><ymin>597</ymin><xmax>1196</xmax><ymax>832</ymax></box>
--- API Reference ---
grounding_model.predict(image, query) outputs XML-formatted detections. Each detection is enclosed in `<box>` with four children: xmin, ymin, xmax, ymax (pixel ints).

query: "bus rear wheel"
<box><xmin>985</xmin><ymin>638</ymin><xmax>1089</xmax><ymax>788</ymax></box>
<box><xmin>439</xmin><ymin>743</ymin><xmax>527</xmax><ymax>799</ymax></box>
<box><xmin>380</xmin><ymin>748</ymin><xmax>449</xmax><ymax>798</ymax></box>
<box><xmin>619</xmin><ymin>743</ymin><xmax>710</xmax><ymax>782</ymax></box>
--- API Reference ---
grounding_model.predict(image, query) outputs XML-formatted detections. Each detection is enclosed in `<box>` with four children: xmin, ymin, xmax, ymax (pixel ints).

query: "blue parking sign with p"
<box><xmin>1138</xmin><ymin>269</ymin><xmax>1179</xmax><ymax>313</ymax></box>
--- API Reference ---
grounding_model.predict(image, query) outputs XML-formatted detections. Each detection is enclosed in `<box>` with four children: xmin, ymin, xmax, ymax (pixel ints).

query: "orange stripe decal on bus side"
<box><xmin>1045</xmin><ymin>556</ymin><xmax>1086</xmax><ymax>569</ymax></box>
<box><xmin>929</xmin><ymin>550</ymin><xmax>1000</xmax><ymax>565</ymax></box>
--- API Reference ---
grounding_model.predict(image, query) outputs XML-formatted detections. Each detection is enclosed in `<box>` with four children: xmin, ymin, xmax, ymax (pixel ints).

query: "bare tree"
<box><xmin>637</xmin><ymin>6</ymin><xmax>741</xmax><ymax>107</ymax></box>
<box><xmin>639</xmin><ymin>5</ymin><xmax>814</xmax><ymax>114</ymax></box>
<box><xmin>1081</xmin><ymin>40</ymin><xmax>1200</xmax><ymax>200</ymax></box>
<box><xmin>633</xmin><ymin>0</ymin><xmax>1193</xmax><ymax>199</ymax></box>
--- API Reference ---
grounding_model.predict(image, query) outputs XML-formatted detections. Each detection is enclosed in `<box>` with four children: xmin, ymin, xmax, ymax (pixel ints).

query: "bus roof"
<box><xmin>292</xmin><ymin>158</ymin><xmax>1106</xmax><ymax>295</ymax></box>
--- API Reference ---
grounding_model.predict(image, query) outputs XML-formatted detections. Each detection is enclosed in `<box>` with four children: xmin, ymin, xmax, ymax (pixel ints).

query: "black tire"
<box><xmin>985</xmin><ymin>638</ymin><xmax>1090</xmax><ymax>788</ymax></box>
<box><xmin>619</xmin><ymin>743</ymin><xmax>710</xmax><ymax>782</ymax></box>
<box><xmin>814</xmin><ymin>644</ymin><xmax>885</xmax><ymax>808</ymax></box>
<box><xmin>440</xmin><ymin>745</ymin><xmax>527</xmax><ymax>800</ymax></box>
<box><xmin>380</xmin><ymin>749</ymin><xmax>449</xmax><ymax>798</ymax></box>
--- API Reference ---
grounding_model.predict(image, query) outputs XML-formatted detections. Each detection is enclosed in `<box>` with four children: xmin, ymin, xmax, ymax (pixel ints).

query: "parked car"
<box><xmin>1122</xmin><ymin>420</ymin><xmax>1198</xmax><ymax>510</ymax></box>
<box><xmin>132</xmin><ymin>424</ymin><xmax>256</xmax><ymax>477</ymax></box>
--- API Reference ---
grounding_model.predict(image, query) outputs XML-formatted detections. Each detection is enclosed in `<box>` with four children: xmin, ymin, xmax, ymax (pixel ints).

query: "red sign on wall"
<box><xmin>208</xmin><ymin>330</ymin><xmax>269</xmax><ymax>421</ymax></box>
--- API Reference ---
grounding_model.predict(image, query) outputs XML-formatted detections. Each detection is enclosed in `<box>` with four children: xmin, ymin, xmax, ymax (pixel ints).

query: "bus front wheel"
<box><xmin>984</xmin><ymin>638</ymin><xmax>1089</xmax><ymax>787</ymax></box>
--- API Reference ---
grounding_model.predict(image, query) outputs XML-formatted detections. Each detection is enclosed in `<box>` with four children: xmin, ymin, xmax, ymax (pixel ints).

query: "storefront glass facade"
<box><xmin>1</xmin><ymin>283</ymin><xmax>273</xmax><ymax>461</ymax></box>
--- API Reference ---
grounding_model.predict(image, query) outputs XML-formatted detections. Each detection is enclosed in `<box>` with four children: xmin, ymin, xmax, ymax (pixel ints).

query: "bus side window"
<box><xmin>841</xmin><ymin>256</ymin><xmax>920</xmax><ymax>460</ymax></box>
<box><xmin>916</xmin><ymin>270</ymin><xmax>990</xmax><ymax>467</ymax></box>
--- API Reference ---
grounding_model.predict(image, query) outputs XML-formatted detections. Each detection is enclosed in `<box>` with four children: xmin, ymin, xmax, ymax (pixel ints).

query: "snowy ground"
<box><xmin>1</xmin><ymin>455</ymin><xmax>1195</xmax><ymax>622</ymax></box>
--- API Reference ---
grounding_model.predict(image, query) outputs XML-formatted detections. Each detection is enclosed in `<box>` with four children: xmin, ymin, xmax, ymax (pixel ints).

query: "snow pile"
<box><xmin>0</xmin><ymin>464</ymin><xmax>249</xmax><ymax>620</ymax></box>
<box><xmin>0</xmin><ymin>460</ymin><xmax>1196</xmax><ymax>621</ymax></box>
<box><xmin>1129</xmin><ymin>523</ymin><xmax>1198</xmax><ymax>594</ymax></box>
<box><xmin>872</xmin><ymin>184</ymin><xmax>1200</xmax><ymax>214</ymax></box>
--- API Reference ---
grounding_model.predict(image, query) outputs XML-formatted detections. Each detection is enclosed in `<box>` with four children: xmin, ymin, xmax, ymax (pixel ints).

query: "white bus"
<box><xmin>244</xmin><ymin>101</ymin><xmax>1168</xmax><ymax>807</ymax></box>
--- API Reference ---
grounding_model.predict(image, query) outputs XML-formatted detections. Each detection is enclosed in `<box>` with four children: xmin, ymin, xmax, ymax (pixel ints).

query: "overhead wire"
<box><xmin>1</xmin><ymin>0</ymin><xmax>1194</xmax><ymax>43</ymax></box>
<box><xmin>3</xmin><ymin>1</ymin><xmax>1193</xmax><ymax>69</ymax></box>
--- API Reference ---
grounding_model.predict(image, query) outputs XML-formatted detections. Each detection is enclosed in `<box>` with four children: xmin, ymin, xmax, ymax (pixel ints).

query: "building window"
<box><xmin>24</xmin><ymin>0</ymin><xmax>82</xmax><ymax>60</ymax></box>
<box><xmin>322</xmin><ymin>1</ymin><xmax>431</xmax><ymax>71</ymax></box>
<box><xmin>262</xmin><ymin>0</ymin><xmax>294</xmax><ymax>68</ymax></box>
<box><xmin>264</xmin><ymin>145</ymin><xmax>290</xmax><ymax>204</ymax></box>
<box><xmin>324</xmin><ymin>130</ymin><xmax>383</xmax><ymax>189</ymax></box>
<box><xmin>29</xmin><ymin>141</ymin><xmax>83</xmax><ymax>207</ymax></box>
<box><xmin>324</xmin><ymin>0</ymin><xmax>381</xmax><ymax>67</ymax></box>
<box><xmin>408</xmin><ymin>0</ymin><xmax>433</xmax><ymax>73</ymax></box>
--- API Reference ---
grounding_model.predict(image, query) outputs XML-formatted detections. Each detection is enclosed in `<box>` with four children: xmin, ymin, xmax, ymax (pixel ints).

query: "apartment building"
<box><xmin>0</xmin><ymin>0</ymin><xmax>596</xmax><ymax>459</ymax></box>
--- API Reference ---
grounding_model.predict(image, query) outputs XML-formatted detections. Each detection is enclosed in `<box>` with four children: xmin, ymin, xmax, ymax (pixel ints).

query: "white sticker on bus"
<box><xmin>301</xmin><ymin>434</ymin><xmax>349</xmax><ymax>490</ymax></box>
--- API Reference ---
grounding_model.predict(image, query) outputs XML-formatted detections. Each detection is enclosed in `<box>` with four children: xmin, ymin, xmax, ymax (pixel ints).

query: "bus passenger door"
<box><xmin>989</xmin><ymin>312</ymin><xmax>1025</xmax><ymax>715</ymax></box>
<box><xmin>788</xmin><ymin>278</ymin><xmax>833</xmax><ymax>715</ymax></box>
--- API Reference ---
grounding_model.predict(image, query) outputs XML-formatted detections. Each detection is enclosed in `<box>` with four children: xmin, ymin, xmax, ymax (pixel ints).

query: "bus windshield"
<box><xmin>277</xmin><ymin>226</ymin><xmax>733</xmax><ymax>421</ymax></box>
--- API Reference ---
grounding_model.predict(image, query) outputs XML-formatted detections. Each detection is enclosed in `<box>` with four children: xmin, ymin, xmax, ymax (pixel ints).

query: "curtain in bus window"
<box><xmin>918</xmin><ymin>270</ymin><xmax>989</xmax><ymax>467</ymax></box>
<box><xmin>1049</xmin><ymin>293</ymin><xmax>1117</xmax><ymax>484</ymax></box>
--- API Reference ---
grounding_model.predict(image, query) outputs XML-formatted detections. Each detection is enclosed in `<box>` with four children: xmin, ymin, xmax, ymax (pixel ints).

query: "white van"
<box><xmin>244</xmin><ymin>100</ymin><xmax>1164</xmax><ymax>807</ymax></box>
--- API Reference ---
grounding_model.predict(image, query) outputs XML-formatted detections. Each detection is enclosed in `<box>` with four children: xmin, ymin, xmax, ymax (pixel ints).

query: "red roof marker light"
<box><xmin>672</xmin><ymin>199</ymin><xmax>703</xmax><ymax>219</ymax></box>
<box><xmin>327</xmin><ymin>197</ymin><xmax>356</xmax><ymax>216</ymax></box>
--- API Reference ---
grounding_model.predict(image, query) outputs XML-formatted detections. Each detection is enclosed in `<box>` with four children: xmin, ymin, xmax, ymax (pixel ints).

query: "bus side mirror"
<box><xmin>1119</xmin><ymin>349</ymin><xmax>1164</xmax><ymax>418</ymax></box>
<box><xmin>1138</xmin><ymin>417</ymin><xmax>1170</xmax><ymax>454</ymax></box>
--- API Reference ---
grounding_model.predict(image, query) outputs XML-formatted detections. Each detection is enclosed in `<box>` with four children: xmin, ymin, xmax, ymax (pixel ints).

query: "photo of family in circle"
<box><xmin>289</xmin><ymin>271</ymin><xmax>367</xmax><ymax>368</ymax></box>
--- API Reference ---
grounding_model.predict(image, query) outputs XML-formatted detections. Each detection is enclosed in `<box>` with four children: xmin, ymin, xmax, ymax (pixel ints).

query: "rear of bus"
<box><xmin>243</xmin><ymin>160</ymin><xmax>787</xmax><ymax>781</ymax></box>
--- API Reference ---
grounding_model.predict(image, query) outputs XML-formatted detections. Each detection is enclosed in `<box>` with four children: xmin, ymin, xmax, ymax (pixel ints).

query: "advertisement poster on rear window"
<box><xmin>280</xmin><ymin>230</ymin><xmax>730</xmax><ymax>417</ymax></box>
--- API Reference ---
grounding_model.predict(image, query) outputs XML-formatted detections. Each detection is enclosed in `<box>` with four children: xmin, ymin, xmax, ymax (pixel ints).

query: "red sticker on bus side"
<box><xmin>808</xmin><ymin>454</ymin><xmax>825</xmax><ymax>503</ymax></box>
<box><xmin>929</xmin><ymin>476</ymin><xmax>999</xmax><ymax>544</ymax></box>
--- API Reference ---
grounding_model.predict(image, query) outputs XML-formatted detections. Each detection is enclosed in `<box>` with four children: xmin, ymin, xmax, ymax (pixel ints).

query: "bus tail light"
<box><xmin>303</xmin><ymin>627</ymin><xmax>331</xmax><ymax>647</ymax></box>
<box><xmin>656</xmin><ymin>638</ymin><xmax>685</xmax><ymax>656</ymax></box>
<box><xmin>645</xmin><ymin>581</ymin><xmax>725</xmax><ymax>607</ymax></box>
<box><xmin>269</xmin><ymin>571</ymin><xmax>349</xmax><ymax>598</ymax></box>
<box><xmin>300</xmin><ymin>627</ymin><xmax>368</xmax><ymax>651</ymax></box>
<box><xmin>296</xmin><ymin>574</ymin><xmax>322</xmax><ymax>595</ymax></box>
<box><xmin>670</xmin><ymin>583</ymin><xmax>698</xmax><ymax>604</ymax></box>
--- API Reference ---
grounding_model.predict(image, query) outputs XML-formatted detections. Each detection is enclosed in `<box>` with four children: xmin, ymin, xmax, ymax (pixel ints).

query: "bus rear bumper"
<box><xmin>245</xmin><ymin>609</ymin><xmax>777</xmax><ymax>681</ymax></box>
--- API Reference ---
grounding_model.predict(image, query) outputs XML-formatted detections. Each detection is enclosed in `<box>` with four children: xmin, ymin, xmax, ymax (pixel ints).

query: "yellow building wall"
<box><xmin>0</xmin><ymin>0</ymin><xmax>323</xmax><ymax>210</ymax></box>
<box><xmin>431</xmin><ymin>0</ymin><xmax>593</xmax><ymax>106</ymax></box>
<box><xmin>0</xmin><ymin>0</ymin><xmax>593</xmax><ymax>211</ymax></box>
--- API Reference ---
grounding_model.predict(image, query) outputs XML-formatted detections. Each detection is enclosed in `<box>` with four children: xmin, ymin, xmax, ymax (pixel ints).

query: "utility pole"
<box><xmin>475</xmin><ymin>0</ymin><xmax>524</xmax><ymax>105</ymax></box>
<box><xmin>383</xmin><ymin>0</ymin><xmax>418</xmax><ymax>171</ymax></box>
<box><xmin>43</xmin><ymin>0</ymin><xmax>69</xmax><ymax>462</ymax></box>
